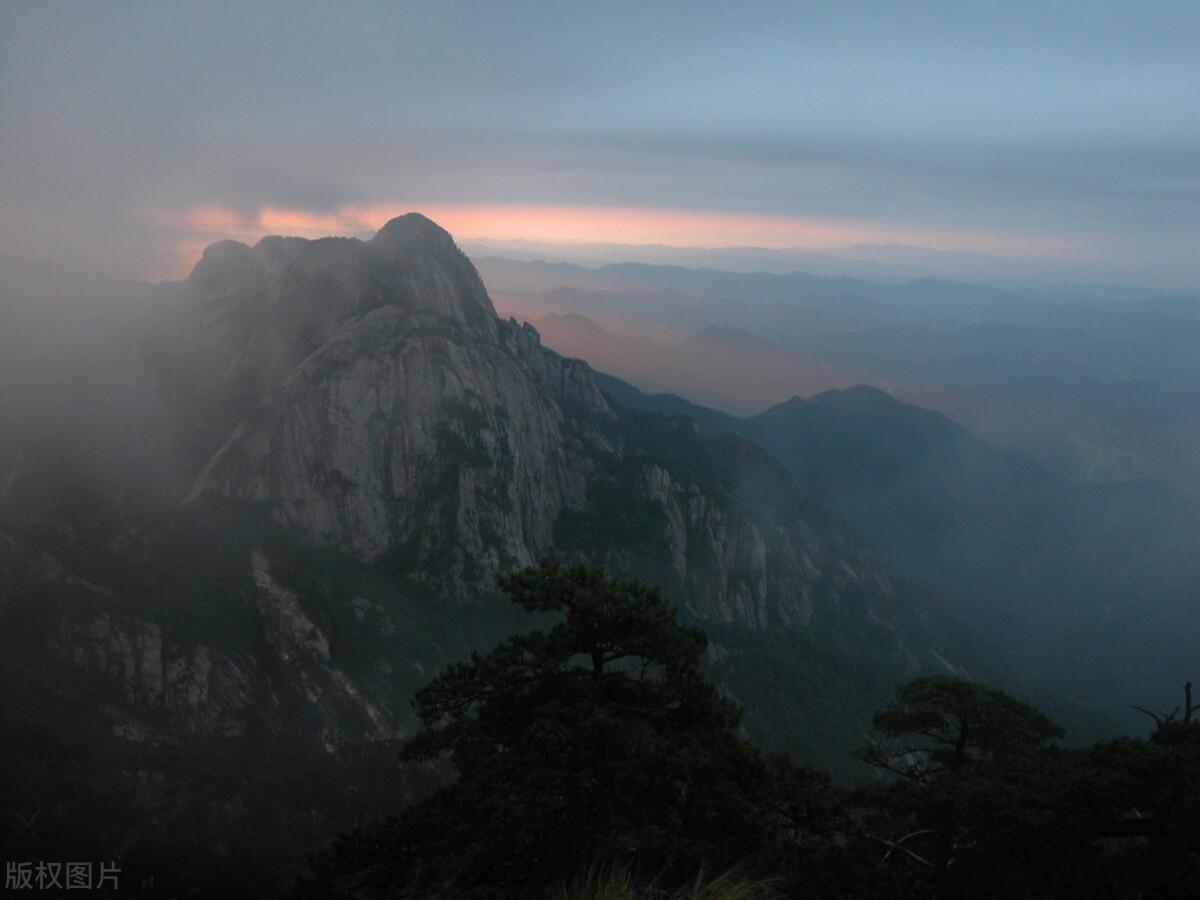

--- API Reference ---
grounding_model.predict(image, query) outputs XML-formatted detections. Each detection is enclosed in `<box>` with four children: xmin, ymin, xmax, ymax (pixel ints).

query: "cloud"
<box><xmin>1</xmin><ymin>1</ymin><xmax>1196</xmax><ymax>286</ymax></box>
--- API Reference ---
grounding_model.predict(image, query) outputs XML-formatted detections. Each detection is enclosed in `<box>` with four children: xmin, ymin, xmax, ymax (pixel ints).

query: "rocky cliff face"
<box><xmin>179</xmin><ymin>215</ymin><xmax>619</xmax><ymax>599</ymax></box>
<box><xmin>0</xmin><ymin>214</ymin><xmax>994</xmax><ymax>879</ymax></box>
<box><xmin>176</xmin><ymin>214</ymin><xmax>921</xmax><ymax>638</ymax></box>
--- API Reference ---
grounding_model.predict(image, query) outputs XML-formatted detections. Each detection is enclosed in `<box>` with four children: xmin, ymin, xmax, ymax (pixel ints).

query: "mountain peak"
<box><xmin>183</xmin><ymin>213</ymin><xmax>498</xmax><ymax>341</ymax></box>
<box><xmin>808</xmin><ymin>385</ymin><xmax>961</xmax><ymax>435</ymax></box>
<box><xmin>370</xmin><ymin>212</ymin><xmax>459</xmax><ymax>255</ymax></box>
<box><xmin>810</xmin><ymin>384</ymin><xmax>896</xmax><ymax>408</ymax></box>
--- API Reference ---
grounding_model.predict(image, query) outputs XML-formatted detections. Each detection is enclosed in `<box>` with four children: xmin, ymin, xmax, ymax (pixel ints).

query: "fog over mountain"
<box><xmin>464</xmin><ymin>253</ymin><xmax>1200</xmax><ymax>724</ymax></box>
<box><xmin>593</xmin><ymin>373</ymin><xmax>1200</xmax><ymax>727</ymax></box>
<box><xmin>2</xmin><ymin>209</ymin><xmax>1197</xmax><ymax>894</ymax></box>
<box><xmin>3</xmin><ymin>3</ymin><xmax>1199</xmax><ymax>895</ymax></box>
<box><xmin>4</xmin><ymin>217</ymin><xmax>1034</xmax><ymax>885</ymax></box>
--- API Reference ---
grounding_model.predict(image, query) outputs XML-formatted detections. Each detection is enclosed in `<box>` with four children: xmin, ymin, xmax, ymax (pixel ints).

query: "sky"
<box><xmin>1</xmin><ymin>1</ymin><xmax>1197</xmax><ymax>287</ymax></box>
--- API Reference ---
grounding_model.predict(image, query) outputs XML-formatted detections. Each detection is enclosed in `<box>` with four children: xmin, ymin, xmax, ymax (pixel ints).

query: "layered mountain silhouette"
<box><xmin>487</xmin><ymin>260</ymin><xmax>1200</xmax><ymax>493</ymax></box>
<box><xmin>594</xmin><ymin>372</ymin><xmax>1200</xmax><ymax>722</ymax></box>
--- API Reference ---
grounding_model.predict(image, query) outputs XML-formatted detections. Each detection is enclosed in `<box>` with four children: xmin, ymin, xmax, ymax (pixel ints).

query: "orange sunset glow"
<box><xmin>153</xmin><ymin>202</ymin><xmax>1063</xmax><ymax>277</ymax></box>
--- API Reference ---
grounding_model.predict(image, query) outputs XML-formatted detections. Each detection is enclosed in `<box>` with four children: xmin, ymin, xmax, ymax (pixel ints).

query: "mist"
<box><xmin>3</xmin><ymin>3</ymin><xmax>1200</xmax><ymax>893</ymax></box>
<box><xmin>0</xmin><ymin>256</ymin><xmax>191</xmax><ymax>526</ymax></box>
<box><xmin>480</xmin><ymin>257</ymin><xmax>1200</xmax><ymax>492</ymax></box>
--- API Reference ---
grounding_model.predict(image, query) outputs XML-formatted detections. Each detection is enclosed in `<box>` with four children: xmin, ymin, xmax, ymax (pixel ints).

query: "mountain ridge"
<box><xmin>0</xmin><ymin>217</ymin><xmax>1000</xmax><ymax>880</ymax></box>
<box><xmin>592</xmin><ymin>370</ymin><xmax>1200</xmax><ymax>724</ymax></box>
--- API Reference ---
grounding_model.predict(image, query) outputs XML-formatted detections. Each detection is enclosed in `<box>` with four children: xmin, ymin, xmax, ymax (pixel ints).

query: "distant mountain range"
<box><xmin>478</xmin><ymin>257</ymin><xmax>1200</xmax><ymax>494</ymax></box>
<box><xmin>459</xmin><ymin>238</ymin><xmax>1190</xmax><ymax>294</ymax></box>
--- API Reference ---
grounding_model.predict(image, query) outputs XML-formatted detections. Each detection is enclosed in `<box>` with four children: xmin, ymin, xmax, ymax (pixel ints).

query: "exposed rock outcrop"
<box><xmin>0</xmin><ymin>214</ymin><xmax>990</xmax><ymax>873</ymax></box>
<box><xmin>178</xmin><ymin>214</ymin><xmax>914</xmax><ymax>635</ymax></box>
